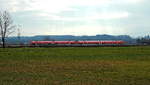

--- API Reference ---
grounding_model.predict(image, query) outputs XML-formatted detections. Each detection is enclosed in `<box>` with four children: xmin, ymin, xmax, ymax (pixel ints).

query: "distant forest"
<box><xmin>0</xmin><ymin>34</ymin><xmax>150</xmax><ymax>45</ymax></box>
<box><xmin>5</xmin><ymin>34</ymin><xmax>135</xmax><ymax>45</ymax></box>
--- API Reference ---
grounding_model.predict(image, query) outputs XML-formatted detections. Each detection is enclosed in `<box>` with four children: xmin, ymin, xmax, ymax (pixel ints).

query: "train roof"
<box><xmin>31</xmin><ymin>40</ymin><xmax>125</xmax><ymax>44</ymax></box>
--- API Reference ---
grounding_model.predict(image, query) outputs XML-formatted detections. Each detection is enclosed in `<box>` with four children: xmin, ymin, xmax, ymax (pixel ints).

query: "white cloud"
<box><xmin>24</xmin><ymin>0</ymin><xmax>111</xmax><ymax>14</ymax></box>
<box><xmin>0</xmin><ymin>0</ymin><xmax>144</xmax><ymax>13</ymax></box>
<box><xmin>122</xmin><ymin>0</ymin><xmax>144</xmax><ymax>3</ymax></box>
<box><xmin>0</xmin><ymin>0</ymin><xmax>32</xmax><ymax>12</ymax></box>
<box><xmin>86</xmin><ymin>12</ymin><xmax>129</xmax><ymax>20</ymax></box>
<box><xmin>46</xmin><ymin>25</ymin><xmax>126</xmax><ymax>35</ymax></box>
<box><xmin>0</xmin><ymin>0</ymin><xmax>148</xmax><ymax>36</ymax></box>
<box><xmin>38</xmin><ymin>11</ymin><xmax>129</xmax><ymax>21</ymax></box>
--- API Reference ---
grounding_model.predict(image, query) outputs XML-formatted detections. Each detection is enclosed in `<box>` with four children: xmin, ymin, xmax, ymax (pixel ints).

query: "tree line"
<box><xmin>136</xmin><ymin>35</ymin><xmax>150</xmax><ymax>45</ymax></box>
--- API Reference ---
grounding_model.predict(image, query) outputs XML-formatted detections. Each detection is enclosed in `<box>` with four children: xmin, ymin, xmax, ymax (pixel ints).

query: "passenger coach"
<box><xmin>31</xmin><ymin>41</ymin><xmax>125</xmax><ymax>46</ymax></box>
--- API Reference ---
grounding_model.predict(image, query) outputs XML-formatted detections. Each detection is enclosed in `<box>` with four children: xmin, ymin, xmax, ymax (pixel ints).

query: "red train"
<box><xmin>31</xmin><ymin>41</ymin><xmax>125</xmax><ymax>46</ymax></box>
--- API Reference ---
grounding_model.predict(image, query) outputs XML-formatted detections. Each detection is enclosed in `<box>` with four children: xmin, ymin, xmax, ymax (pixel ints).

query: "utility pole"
<box><xmin>17</xmin><ymin>25</ymin><xmax>21</xmax><ymax>45</ymax></box>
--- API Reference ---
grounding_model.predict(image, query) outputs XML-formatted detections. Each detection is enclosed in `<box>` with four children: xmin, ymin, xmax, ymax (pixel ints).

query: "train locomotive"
<box><xmin>31</xmin><ymin>40</ymin><xmax>125</xmax><ymax>47</ymax></box>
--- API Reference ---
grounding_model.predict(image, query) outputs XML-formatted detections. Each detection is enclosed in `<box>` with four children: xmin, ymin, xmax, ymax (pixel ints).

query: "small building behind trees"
<box><xmin>137</xmin><ymin>35</ymin><xmax>150</xmax><ymax>45</ymax></box>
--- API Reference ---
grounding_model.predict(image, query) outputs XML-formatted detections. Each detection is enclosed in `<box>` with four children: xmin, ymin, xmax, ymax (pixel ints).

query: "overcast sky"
<box><xmin>0</xmin><ymin>0</ymin><xmax>149</xmax><ymax>37</ymax></box>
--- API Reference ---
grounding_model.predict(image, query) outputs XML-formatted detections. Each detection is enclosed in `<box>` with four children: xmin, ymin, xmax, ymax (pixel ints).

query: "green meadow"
<box><xmin>0</xmin><ymin>47</ymin><xmax>150</xmax><ymax>85</ymax></box>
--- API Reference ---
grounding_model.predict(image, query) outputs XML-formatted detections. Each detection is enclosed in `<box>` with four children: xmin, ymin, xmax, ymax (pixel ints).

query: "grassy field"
<box><xmin>0</xmin><ymin>47</ymin><xmax>150</xmax><ymax>85</ymax></box>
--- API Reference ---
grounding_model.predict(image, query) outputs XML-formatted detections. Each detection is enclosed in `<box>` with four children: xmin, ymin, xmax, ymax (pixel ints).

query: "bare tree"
<box><xmin>0</xmin><ymin>11</ymin><xmax>15</xmax><ymax>48</ymax></box>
